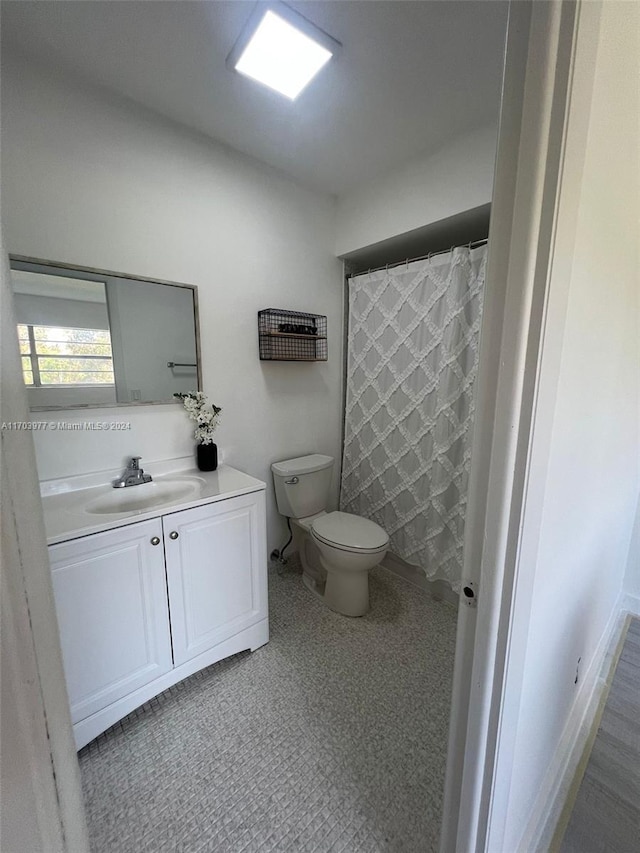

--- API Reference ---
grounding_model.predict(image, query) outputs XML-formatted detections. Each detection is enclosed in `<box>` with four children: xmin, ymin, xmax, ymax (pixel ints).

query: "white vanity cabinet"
<box><xmin>163</xmin><ymin>494</ymin><xmax>267</xmax><ymax>667</ymax></box>
<box><xmin>47</xmin><ymin>478</ymin><xmax>268</xmax><ymax>750</ymax></box>
<box><xmin>49</xmin><ymin>518</ymin><xmax>173</xmax><ymax>726</ymax></box>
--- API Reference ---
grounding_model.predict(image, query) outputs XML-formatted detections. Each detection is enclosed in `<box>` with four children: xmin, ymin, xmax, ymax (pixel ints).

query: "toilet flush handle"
<box><xmin>285</xmin><ymin>477</ymin><xmax>299</xmax><ymax>485</ymax></box>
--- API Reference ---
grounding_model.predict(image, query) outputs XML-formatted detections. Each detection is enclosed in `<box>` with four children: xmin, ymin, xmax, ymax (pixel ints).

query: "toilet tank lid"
<box><xmin>271</xmin><ymin>454</ymin><xmax>334</xmax><ymax>477</ymax></box>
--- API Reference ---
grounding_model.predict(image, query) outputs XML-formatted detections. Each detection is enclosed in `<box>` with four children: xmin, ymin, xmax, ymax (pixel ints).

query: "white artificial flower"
<box><xmin>175</xmin><ymin>392</ymin><xmax>222</xmax><ymax>444</ymax></box>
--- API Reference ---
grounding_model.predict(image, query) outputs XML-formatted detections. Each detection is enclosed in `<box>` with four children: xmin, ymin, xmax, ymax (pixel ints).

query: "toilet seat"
<box><xmin>311</xmin><ymin>511</ymin><xmax>389</xmax><ymax>554</ymax></box>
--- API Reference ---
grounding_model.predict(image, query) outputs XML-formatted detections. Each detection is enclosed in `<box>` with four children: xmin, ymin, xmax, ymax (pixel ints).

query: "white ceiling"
<box><xmin>1</xmin><ymin>0</ymin><xmax>508</xmax><ymax>196</ymax></box>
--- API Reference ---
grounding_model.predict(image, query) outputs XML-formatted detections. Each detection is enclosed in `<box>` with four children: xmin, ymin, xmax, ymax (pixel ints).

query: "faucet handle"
<box><xmin>129</xmin><ymin>456</ymin><xmax>142</xmax><ymax>469</ymax></box>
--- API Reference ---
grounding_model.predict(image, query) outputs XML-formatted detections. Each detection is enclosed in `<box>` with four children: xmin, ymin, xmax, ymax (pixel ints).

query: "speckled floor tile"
<box><xmin>79</xmin><ymin>561</ymin><xmax>458</xmax><ymax>852</ymax></box>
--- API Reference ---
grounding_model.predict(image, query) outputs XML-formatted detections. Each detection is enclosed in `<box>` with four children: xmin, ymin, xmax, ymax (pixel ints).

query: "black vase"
<box><xmin>196</xmin><ymin>442</ymin><xmax>218</xmax><ymax>472</ymax></box>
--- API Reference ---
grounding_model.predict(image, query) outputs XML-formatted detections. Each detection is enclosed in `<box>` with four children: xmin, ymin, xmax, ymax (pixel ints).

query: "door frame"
<box><xmin>441</xmin><ymin>1</ymin><xmax>603</xmax><ymax>850</ymax></box>
<box><xmin>1</xmin><ymin>228</ymin><xmax>90</xmax><ymax>849</ymax></box>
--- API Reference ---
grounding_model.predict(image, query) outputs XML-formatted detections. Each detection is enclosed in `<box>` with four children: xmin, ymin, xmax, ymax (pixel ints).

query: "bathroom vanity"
<box><xmin>42</xmin><ymin>463</ymin><xmax>268</xmax><ymax>749</ymax></box>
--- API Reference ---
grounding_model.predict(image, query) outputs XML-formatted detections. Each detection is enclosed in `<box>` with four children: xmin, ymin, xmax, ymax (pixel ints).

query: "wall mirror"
<box><xmin>10</xmin><ymin>257</ymin><xmax>201</xmax><ymax>410</ymax></box>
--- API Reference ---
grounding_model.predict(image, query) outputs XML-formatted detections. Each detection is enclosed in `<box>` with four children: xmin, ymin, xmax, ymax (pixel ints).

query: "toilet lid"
<box><xmin>311</xmin><ymin>511</ymin><xmax>388</xmax><ymax>552</ymax></box>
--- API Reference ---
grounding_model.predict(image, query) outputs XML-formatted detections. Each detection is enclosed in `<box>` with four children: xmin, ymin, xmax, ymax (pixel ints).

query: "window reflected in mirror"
<box><xmin>18</xmin><ymin>324</ymin><xmax>115</xmax><ymax>386</ymax></box>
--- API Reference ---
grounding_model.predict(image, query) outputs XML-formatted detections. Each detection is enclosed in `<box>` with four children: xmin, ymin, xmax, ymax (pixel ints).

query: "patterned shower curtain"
<box><xmin>340</xmin><ymin>245</ymin><xmax>487</xmax><ymax>590</ymax></box>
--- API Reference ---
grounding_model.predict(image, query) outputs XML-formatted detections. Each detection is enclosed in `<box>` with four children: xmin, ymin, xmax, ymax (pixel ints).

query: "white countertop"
<box><xmin>41</xmin><ymin>460</ymin><xmax>265</xmax><ymax>545</ymax></box>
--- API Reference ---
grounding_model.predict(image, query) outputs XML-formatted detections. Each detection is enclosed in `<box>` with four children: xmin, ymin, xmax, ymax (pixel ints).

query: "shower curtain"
<box><xmin>340</xmin><ymin>245</ymin><xmax>487</xmax><ymax>590</ymax></box>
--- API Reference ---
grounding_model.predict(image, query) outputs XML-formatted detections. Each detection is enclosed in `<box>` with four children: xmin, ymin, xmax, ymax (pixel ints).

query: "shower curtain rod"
<box><xmin>348</xmin><ymin>237</ymin><xmax>488</xmax><ymax>278</ymax></box>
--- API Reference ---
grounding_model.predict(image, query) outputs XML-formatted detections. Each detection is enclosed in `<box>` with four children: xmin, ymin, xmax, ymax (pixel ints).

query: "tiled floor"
<box><xmin>79</xmin><ymin>561</ymin><xmax>458</xmax><ymax>852</ymax></box>
<box><xmin>561</xmin><ymin>617</ymin><xmax>640</xmax><ymax>853</ymax></box>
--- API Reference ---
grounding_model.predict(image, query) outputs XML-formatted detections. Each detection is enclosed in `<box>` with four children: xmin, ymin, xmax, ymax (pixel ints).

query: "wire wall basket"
<box><xmin>258</xmin><ymin>309</ymin><xmax>328</xmax><ymax>361</ymax></box>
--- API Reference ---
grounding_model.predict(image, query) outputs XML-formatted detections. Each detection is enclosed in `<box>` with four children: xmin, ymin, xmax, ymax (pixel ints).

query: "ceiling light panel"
<box><xmin>228</xmin><ymin>4</ymin><xmax>341</xmax><ymax>101</ymax></box>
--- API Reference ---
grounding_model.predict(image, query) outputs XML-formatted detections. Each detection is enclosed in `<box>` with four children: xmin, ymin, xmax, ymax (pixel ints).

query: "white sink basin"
<box><xmin>84</xmin><ymin>477</ymin><xmax>205</xmax><ymax>515</ymax></box>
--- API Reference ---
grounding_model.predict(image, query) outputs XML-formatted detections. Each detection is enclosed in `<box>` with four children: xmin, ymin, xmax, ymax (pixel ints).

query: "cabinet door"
<box><xmin>163</xmin><ymin>491</ymin><xmax>267</xmax><ymax>667</ymax></box>
<box><xmin>49</xmin><ymin>519</ymin><xmax>173</xmax><ymax>724</ymax></box>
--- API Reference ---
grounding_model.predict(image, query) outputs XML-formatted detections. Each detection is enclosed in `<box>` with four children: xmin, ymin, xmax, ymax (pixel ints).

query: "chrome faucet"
<box><xmin>112</xmin><ymin>456</ymin><xmax>153</xmax><ymax>488</ymax></box>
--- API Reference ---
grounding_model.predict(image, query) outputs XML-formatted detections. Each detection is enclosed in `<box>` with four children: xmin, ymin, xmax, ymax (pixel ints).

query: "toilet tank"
<box><xmin>271</xmin><ymin>454</ymin><xmax>334</xmax><ymax>519</ymax></box>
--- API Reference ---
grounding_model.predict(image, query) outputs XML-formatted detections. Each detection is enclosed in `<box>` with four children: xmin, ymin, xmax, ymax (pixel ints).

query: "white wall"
<box><xmin>624</xmin><ymin>121</ymin><xmax>640</xmax><ymax>603</ymax></box>
<box><xmin>1</xmin><ymin>52</ymin><xmax>344</xmax><ymax>552</ymax></box>
<box><xmin>624</xmin><ymin>497</ymin><xmax>640</xmax><ymax>604</ymax></box>
<box><xmin>501</xmin><ymin>3</ymin><xmax>640</xmax><ymax>848</ymax></box>
<box><xmin>334</xmin><ymin>124</ymin><xmax>497</xmax><ymax>256</ymax></box>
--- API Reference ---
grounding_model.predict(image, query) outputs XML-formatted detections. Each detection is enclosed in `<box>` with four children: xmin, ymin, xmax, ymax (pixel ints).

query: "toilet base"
<box><xmin>302</xmin><ymin>569</ymin><xmax>325</xmax><ymax>597</ymax></box>
<box><xmin>303</xmin><ymin>566</ymin><xmax>369</xmax><ymax>617</ymax></box>
<box><xmin>292</xmin><ymin>518</ymin><xmax>379</xmax><ymax>618</ymax></box>
<box><xmin>322</xmin><ymin>564</ymin><xmax>370</xmax><ymax>617</ymax></box>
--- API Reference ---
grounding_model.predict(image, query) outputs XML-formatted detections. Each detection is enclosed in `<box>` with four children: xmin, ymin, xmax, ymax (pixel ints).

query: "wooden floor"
<box><xmin>561</xmin><ymin>617</ymin><xmax>640</xmax><ymax>852</ymax></box>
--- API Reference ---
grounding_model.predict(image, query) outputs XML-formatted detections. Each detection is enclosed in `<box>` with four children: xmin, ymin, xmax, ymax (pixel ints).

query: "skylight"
<box><xmin>228</xmin><ymin>5</ymin><xmax>339</xmax><ymax>101</ymax></box>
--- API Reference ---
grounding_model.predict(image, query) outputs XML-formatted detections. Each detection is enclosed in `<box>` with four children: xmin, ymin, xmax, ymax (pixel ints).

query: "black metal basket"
<box><xmin>258</xmin><ymin>309</ymin><xmax>327</xmax><ymax>361</ymax></box>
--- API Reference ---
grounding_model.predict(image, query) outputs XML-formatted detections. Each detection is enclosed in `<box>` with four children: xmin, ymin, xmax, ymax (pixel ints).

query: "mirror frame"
<box><xmin>9</xmin><ymin>254</ymin><xmax>202</xmax><ymax>411</ymax></box>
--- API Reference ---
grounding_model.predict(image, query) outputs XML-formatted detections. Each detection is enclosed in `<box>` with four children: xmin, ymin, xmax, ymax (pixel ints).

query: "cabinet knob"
<box><xmin>150</xmin><ymin>536</ymin><xmax>160</xmax><ymax>546</ymax></box>
<box><xmin>169</xmin><ymin>531</ymin><xmax>179</xmax><ymax>540</ymax></box>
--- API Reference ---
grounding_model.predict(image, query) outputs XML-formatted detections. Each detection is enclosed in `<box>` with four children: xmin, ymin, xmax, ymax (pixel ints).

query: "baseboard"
<box><xmin>621</xmin><ymin>591</ymin><xmax>640</xmax><ymax>616</ymax></box>
<box><xmin>516</xmin><ymin>595</ymin><xmax>628</xmax><ymax>853</ymax></box>
<box><xmin>380</xmin><ymin>551</ymin><xmax>459</xmax><ymax>608</ymax></box>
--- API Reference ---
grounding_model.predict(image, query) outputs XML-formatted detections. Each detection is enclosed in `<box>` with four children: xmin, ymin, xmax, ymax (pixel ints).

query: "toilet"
<box><xmin>271</xmin><ymin>454</ymin><xmax>389</xmax><ymax>617</ymax></box>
